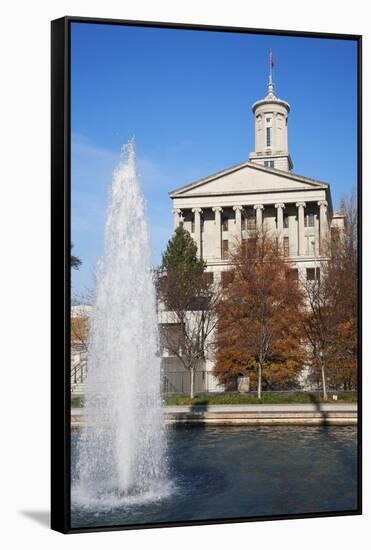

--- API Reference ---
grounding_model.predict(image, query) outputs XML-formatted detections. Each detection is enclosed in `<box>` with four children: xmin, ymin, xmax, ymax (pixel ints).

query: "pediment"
<box><xmin>169</xmin><ymin>161</ymin><xmax>328</xmax><ymax>198</ymax></box>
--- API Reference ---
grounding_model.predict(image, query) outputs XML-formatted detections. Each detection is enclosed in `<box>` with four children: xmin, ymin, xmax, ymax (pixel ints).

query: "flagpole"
<box><xmin>268</xmin><ymin>50</ymin><xmax>274</xmax><ymax>97</ymax></box>
<box><xmin>269</xmin><ymin>49</ymin><xmax>273</xmax><ymax>85</ymax></box>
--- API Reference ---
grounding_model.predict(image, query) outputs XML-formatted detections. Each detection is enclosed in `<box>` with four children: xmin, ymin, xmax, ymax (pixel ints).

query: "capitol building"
<box><xmin>161</xmin><ymin>73</ymin><xmax>345</xmax><ymax>394</ymax></box>
<box><xmin>71</xmin><ymin>71</ymin><xmax>346</xmax><ymax>398</ymax></box>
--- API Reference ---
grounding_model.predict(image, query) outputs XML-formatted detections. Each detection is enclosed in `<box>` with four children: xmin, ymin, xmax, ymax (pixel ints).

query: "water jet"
<box><xmin>74</xmin><ymin>140</ymin><xmax>168</xmax><ymax>507</ymax></box>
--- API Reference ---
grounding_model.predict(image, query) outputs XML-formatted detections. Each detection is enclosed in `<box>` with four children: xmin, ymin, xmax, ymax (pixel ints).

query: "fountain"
<box><xmin>74</xmin><ymin>140</ymin><xmax>168</xmax><ymax>508</ymax></box>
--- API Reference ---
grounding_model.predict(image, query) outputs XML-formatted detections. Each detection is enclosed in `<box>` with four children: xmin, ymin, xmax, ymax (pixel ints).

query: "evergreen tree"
<box><xmin>159</xmin><ymin>224</ymin><xmax>219</xmax><ymax>398</ymax></box>
<box><xmin>71</xmin><ymin>244</ymin><xmax>81</xmax><ymax>270</ymax></box>
<box><xmin>161</xmin><ymin>224</ymin><xmax>205</xmax><ymax>279</ymax></box>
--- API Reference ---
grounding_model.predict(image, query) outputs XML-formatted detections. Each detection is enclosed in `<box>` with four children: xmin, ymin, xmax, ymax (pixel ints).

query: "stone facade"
<box><xmin>162</xmin><ymin>76</ymin><xmax>345</xmax><ymax>394</ymax></box>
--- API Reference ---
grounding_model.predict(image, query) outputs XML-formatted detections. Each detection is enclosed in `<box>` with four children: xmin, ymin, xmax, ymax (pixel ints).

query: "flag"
<box><xmin>269</xmin><ymin>50</ymin><xmax>274</xmax><ymax>69</ymax></box>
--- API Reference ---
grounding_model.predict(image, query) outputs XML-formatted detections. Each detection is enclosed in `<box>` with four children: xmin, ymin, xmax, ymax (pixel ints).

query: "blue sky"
<box><xmin>71</xmin><ymin>22</ymin><xmax>358</xmax><ymax>295</ymax></box>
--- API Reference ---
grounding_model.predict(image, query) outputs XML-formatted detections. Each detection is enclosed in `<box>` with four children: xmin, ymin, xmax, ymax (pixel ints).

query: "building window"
<box><xmin>304</xmin><ymin>212</ymin><xmax>315</xmax><ymax>227</ymax></box>
<box><xmin>221</xmin><ymin>270</ymin><xmax>234</xmax><ymax>288</ymax></box>
<box><xmin>222</xmin><ymin>240</ymin><xmax>229</xmax><ymax>260</ymax></box>
<box><xmin>306</xmin><ymin>268</ymin><xmax>315</xmax><ymax>280</ymax></box>
<box><xmin>283</xmin><ymin>214</ymin><xmax>289</xmax><ymax>228</ymax></box>
<box><xmin>283</xmin><ymin>236</ymin><xmax>289</xmax><ymax>257</ymax></box>
<box><xmin>222</xmin><ymin>217</ymin><xmax>228</xmax><ymax>231</ymax></box>
<box><xmin>266</xmin><ymin>127</ymin><xmax>271</xmax><ymax>147</ymax></box>
<box><xmin>264</xmin><ymin>160</ymin><xmax>274</xmax><ymax>168</ymax></box>
<box><xmin>306</xmin><ymin>267</ymin><xmax>320</xmax><ymax>281</ymax></box>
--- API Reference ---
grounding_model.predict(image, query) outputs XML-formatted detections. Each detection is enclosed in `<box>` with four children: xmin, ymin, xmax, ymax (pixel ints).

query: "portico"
<box><xmin>173</xmin><ymin>200</ymin><xmax>330</xmax><ymax>261</ymax></box>
<box><xmin>170</xmin><ymin>162</ymin><xmax>333</xmax><ymax>271</ymax></box>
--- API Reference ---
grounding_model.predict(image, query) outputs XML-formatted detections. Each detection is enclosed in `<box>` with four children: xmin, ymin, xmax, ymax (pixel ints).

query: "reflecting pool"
<box><xmin>71</xmin><ymin>425</ymin><xmax>357</xmax><ymax>529</ymax></box>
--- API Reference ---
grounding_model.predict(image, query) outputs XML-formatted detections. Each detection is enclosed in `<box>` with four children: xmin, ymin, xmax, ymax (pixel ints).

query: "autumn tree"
<box><xmin>158</xmin><ymin>224</ymin><xmax>220</xmax><ymax>398</ymax></box>
<box><xmin>330</xmin><ymin>193</ymin><xmax>358</xmax><ymax>389</ymax></box>
<box><xmin>214</xmin><ymin>232</ymin><xmax>305</xmax><ymax>399</ymax></box>
<box><xmin>301</xmin><ymin>192</ymin><xmax>358</xmax><ymax>398</ymax></box>
<box><xmin>300</xmin><ymin>268</ymin><xmax>336</xmax><ymax>400</ymax></box>
<box><xmin>71</xmin><ymin>307</ymin><xmax>89</xmax><ymax>386</ymax></box>
<box><xmin>71</xmin><ymin>309</ymin><xmax>89</xmax><ymax>351</ymax></box>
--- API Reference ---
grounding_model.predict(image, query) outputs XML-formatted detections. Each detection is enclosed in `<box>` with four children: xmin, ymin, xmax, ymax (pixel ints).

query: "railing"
<box><xmin>161</xmin><ymin>370</ymin><xmax>220</xmax><ymax>395</ymax></box>
<box><xmin>161</xmin><ymin>369</ymin><xmax>357</xmax><ymax>396</ymax></box>
<box><xmin>71</xmin><ymin>361</ymin><xmax>87</xmax><ymax>387</ymax></box>
<box><xmin>69</xmin><ymin>363</ymin><xmax>357</xmax><ymax>397</ymax></box>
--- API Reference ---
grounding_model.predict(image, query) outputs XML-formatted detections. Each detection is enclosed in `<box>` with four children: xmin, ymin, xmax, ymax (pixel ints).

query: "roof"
<box><xmin>169</xmin><ymin>159</ymin><xmax>330</xmax><ymax>197</ymax></box>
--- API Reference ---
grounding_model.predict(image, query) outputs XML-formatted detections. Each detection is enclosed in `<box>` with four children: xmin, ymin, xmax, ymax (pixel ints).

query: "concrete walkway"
<box><xmin>71</xmin><ymin>403</ymin><xmax>357</xmax><ymax>427</ymax></box>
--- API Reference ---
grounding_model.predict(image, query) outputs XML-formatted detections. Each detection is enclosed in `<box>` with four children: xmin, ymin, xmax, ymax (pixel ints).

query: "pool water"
<box><xmin>70</xmin><ymin>425</ymin><xmax>358</xmax><ymax>529</ymax></box>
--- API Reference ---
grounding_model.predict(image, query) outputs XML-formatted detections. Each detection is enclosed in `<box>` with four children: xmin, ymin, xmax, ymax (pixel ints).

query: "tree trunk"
<box><xmin>321</xmin><ymin>361</ymin><xmax>328</xmax><ymax>400</ymax></box>
<box><xmin>190</xmin><ymin>367</ymin><xmax>195</xmax><ymax>399</ymax></box>
<box><xmin>257</xmin><ymin>364</ymin><xmax>262</xmax><ymax>400</ymax></box>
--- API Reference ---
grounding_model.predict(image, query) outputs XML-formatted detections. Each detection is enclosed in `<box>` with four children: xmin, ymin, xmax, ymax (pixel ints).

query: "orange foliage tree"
<box><xmin>301</xmin><ymin>193</ymin><xmax>358</xmax><ymax>397</ymax></box>
<box><xmin>214</xmin><ymin>232</ymin><xmax>305</xmax><ymax>398</ymax></box>
<box><xmin>328</xmin><ymin>194</ymin><xmax>358</xmax><ymax>390</ymax></box>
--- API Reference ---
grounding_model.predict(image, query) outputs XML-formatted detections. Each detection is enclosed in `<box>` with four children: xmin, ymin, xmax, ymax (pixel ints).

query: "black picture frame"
<box><xmin>51</xmin><ymin>16</ymin><xmax>362</xmax><ymax>534</ymax></box>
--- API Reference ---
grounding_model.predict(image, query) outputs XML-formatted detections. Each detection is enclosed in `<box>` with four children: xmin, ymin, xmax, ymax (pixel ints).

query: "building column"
<box><xmin>212</xmin><ymin>206</ymin><xmax>223</xmax><ymax>259</ymax></box>
<box><xmin>172</xmin><ymin>208</ymin><xmax>183</xmax><ymax>230</ymax></box>
<box><xmin>254</xmin><ymin>204</ymin><xmax>264</xmax><ymax>231</ymax></box>
<box><xmin>318</xmin><ymin>200</ymin><xmax>329</xmax><ymax>253</ymax></box>
<box><xmin>233</xmin><ymin>205</ymin><xmax>244</xmax><ymax>241</ymax></box>
<box><xmin>296</xmin><ymin>202</ymin><xmax>306</xmax><ymax>256</ymax></box>
<box><xmin>192</xmin><ymin>207</ymin><xmax>203</xmax><ymax>258</ymax></box>
<box><xmin>275</xmin><ymin>203</ymin><xmax>285</xmax><ymax>247</ymax></box>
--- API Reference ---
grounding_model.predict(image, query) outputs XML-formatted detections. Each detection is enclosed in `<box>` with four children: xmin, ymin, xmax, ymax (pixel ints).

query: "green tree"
<box><xmin>161</xmin><ymin>224</ymin><xmax>205</xmax><ymax>280</ymax></box>
<box><xmin>71</xmin><ymin>244</ymin><xmax>81</xmax><ymax>270</ymax></box>
<box><xmin>159</xmin><ymin>225</ymin><xmax>220</xmax><ymax>398</ymax></box>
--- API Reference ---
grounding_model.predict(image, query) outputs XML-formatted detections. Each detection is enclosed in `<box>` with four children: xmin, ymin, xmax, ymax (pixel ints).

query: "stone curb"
<box><xmin>71</xmin><ymin>404</ymin><xmax>358</xmax><ymax>427</ymax></box>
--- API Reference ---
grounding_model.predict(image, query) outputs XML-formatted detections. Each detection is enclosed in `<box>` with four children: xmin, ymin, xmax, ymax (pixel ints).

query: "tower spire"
<box><xmin>249</xmin><ymin>51</ymin><xmax>293</xmax><ymax>171</ymax></box>
<box><xmin>267</xmin><ymin>49</ymin><xmax>275</xmax><ymax>98</ymax></box>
